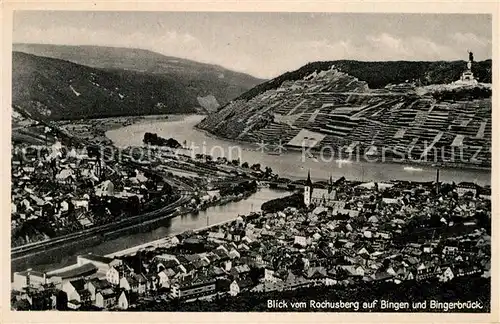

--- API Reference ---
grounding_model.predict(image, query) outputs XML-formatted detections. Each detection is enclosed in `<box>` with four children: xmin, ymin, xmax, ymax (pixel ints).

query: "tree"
<box><xmin>161</xmin><ymin>182</ymin><xmax>173</xmax><ymax>195</ymax></box>
<box><xmin>12</xmin><ymin>299</ymin><xmax>31</xmax><ymax>311</ymax></box>
<box><xmin>56</xmin><ymin>291</ymin><xmax>68</xmax><ymax>310</ymax></box>
<box><xmin>249</xmin><ymin>267</ymin><xmax>264</xmax><ymax>285</ymax></box>
<box><xmin>128</xmin><ymin>196</ymin><xmax>141</xmax><ymax>215</ymax></box>
<box><xmin>261</xmin><ymin>193</ymin><xmax>305</xmax><ymax>213</ymax></box>
<box><xmin>475</xmin><ymin>210</ymin><xmax>491</xmax><ymax>234</ymax></box>
<box><xmin>251</xmin><ymin>163</ymin><xmax>261</xmax><ymax>171</ymax></box>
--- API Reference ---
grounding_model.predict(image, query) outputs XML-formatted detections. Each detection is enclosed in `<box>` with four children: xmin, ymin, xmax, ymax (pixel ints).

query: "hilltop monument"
<box><xmin>454</xmin><ymin>50</ymin><xmax>478</xmax><ymax>85</ymax></box>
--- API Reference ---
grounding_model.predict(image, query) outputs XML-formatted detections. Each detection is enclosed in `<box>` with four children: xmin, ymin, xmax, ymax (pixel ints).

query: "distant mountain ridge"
<box><xmin>12</xmin><ymin>44</ymin><xmax>264</xmax><ymax>119</ymax></box>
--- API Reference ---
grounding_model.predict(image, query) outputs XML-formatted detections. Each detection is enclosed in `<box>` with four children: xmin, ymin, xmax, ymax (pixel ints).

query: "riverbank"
<box><xmin>60</xmin><ymin>112</ymin><xmax>491</xmax><ymax>174</ymax></box>
<box><xmin>50</xmin><ymin>205</ymin><xmax>260</xmax><ymax>277</ymax></box>
<box><xmin>194</xmin><ymin>123</ymin><xmax>491</xmax><ymax>172</ymax></box>
<box><xmin>55</xmin><ymin>114</ymin><xmax>189</xmax><ymax>145</ymax></box>
<box><xmin>47</xmin><ymin>190</ymin><xmax>269</xmax><ymax>274</ymax></box>
<box><xmin>14</xmin><ymin>188</ymin><xmax>290</xmax><ymax>274</ymax></box>
<box><xmin>107</xmin><ymin>115</ymin><xmax>490</xmax><ymax>186</ymax></box>
<box><xmin>106</xmin><ymin>214</ymin><xmax>249</xmax><ymax>259</ymax></box>
<box><xmin>48</xmin><ymin>216</ymin><xmax>244</xmax><ymax>276</ymax></box>
<box><xmin>44</xmin><ymin>194</ymin><xmax>253</xmax><ymax>276</ymax></box>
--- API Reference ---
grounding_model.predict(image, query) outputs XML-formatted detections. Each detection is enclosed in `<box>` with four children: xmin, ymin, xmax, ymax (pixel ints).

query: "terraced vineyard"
<box><xmin>198</xmin><ymin>65</ymin><xmax>491</xmax><ymax>168</ymax></box>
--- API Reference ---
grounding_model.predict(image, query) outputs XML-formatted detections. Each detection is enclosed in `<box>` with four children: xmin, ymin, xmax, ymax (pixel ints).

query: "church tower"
<box><xmin>328</xmin><ymin>174</ymin><xmax>337</xmax><ymax>201</ymax></box>
<box><xmin>304</xmin><ymin>170</ymin><xmax>312</xmax><ymax>207</ymax></box>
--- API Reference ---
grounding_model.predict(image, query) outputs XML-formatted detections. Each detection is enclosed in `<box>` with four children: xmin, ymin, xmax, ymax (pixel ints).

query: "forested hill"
<box><xmin>12</xmin><ymin>45</ymin><xmax>264</xmax><ymax>119</ymax></box>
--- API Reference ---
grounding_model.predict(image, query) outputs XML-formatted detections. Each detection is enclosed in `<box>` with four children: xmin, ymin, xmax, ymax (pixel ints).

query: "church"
<box><xmin>303</xmin><ymin>171</ymin><xmax>337</xmax><ymax>208</ymax></box>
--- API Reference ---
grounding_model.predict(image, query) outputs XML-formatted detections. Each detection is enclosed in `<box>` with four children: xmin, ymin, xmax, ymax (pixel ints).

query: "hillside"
<box><xmin>235</xmin><ymin>60</ymin><xmax>492</xmax><ymax>102</ymax></box>
<box><xmin>12</xmin><ymin>50</ymin><xmax>261</xmax><ymax>120</ymax></box>
<box><xmin>13</xmin><ymin>43</ymin><xmax>264</xmax><ymax>113</ymax></box>
<box><xmin>197</xmin><ymin>62</ymin><xmax>492</xmax><ymax>168</ymax></box>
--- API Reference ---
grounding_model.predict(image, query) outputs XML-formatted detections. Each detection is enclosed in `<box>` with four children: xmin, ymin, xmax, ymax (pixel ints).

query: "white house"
<box><xmin>363</xmin><ymin>230</ymin><xmax>373</xmax><ymax>239</ymax></box>
<box><xmin>357</xmin><ymin>247</ymin><xmax>371</xmax><ymax>256</ymax></box>
<box><xmin>439</xmin><ymin>267</ymin><xmax>454</xmax><ymax>282</ymax></box>
<box><xmin>229</xmin><ymin>280</ymin><xmax>240</xmax><ymax>296</ymax></box>
<box><xmin>423</xmin><ymin>245</ymin><xmax>434</xmax><ymax>253</ymax></box>
<box><xmin>158</xmin><ymin>270</ymin><xmax>170</xmax><ymax>288</ymax></box>
<box><xmin>417</xmin><ymin>263</ymin><xmax>427</xmax><ymax>274</ymax></box>
<box><xmin>118</xmin><ymin>291</ymin><xmax>129</xmax><ymax>310</ymax></box>
<box><xmin>228</xmin><ymin>278</ymin><xmax>254</xmax><ymax>296</ymax></box>
<box><xmin>263</xmin><ymin>269</ymin><xmax>281</xmax><ymax>283</ymax></box>
<box><xmin>341</xmin><ymin>265</ymin><xmax>365</xmax><ymax>277</ymax></box>
<box><xmin>95</xmin><ymin>288</ymin><xmax>117</xmax><ymax>309</ymax></box>
<box><xmin>95</xmin><ymin>180</ymin><xmax>115</xmax><ymax>197</ymax></box>
<box><xmin>442</xmin><ymin>246</ymin><xmax>459</xmax><ymax>255</ymax></box>
<box><xmin>312</xmin><ymin>233</ymin><xmax>322</xmax><ymax>240</ymax></box>
<box><xmin>12</xmin><ymin>270</ymin><xmax>47</xmax><ymax>291</ymax></box>
<box><xmin>55</xmin><ymin>169</ymin><xmax>75</xmax><ymax>183</ymax></box>
<box><xmin>376</xmin><ymin>232</ymin><xmax>391</xmax><ymax>240</ymax></box>
<box><xmin>120</xmin><ymin>274</ymin><xmax>147</xmax><ymax>295</ymax></box>
<box><xmin>228</xmin><ymin>249</ymin><xmax>241</xmax><ymax>259</ymax></box>
<box><xmin>72</xmin><ymin>199</ymin><xmax>89</xmax><ymax>211</ymax></box>
<box><xmin>86</xmin><ymin>278</ymin><xmax>112</xmax><ymax>301</ymax></box>
<box><xmin>106</xmin><ymin>266</ymin><xmax>120</xmax><ymax>285</ymax></box>
<box><xmin>61</xmin><ymin>279</ymin><xmax>90</xmax><ymax>306</ymax></box>
<box><xmin>294</xmin><ymin>235</ymin><xmax>307</xmax><ymax>247</ymax></box>
<box><xmin>457</xmin><ymin>182</ymin><xmax>477</xmax><ymax>196</ymax></box>
<box><xmin>60</xmin><ymin>201</ymin><xmax>69</xmax><ymax>212</ymax></box>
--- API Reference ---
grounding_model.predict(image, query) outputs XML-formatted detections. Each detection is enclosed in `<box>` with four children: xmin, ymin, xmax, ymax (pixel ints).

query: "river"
<box><xmin>106</xmin><ymin>114</ymin><xmax>491</xmax><ymax>186</ymax></box>
<box><xmin>14</xmin><ymin>188</ymin><xmax>290</xmax><ymax>274</ymax></box>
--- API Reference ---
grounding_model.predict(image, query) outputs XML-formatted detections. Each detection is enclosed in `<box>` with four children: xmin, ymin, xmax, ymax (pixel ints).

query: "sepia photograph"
<box><xmin>4</xmin><ymin>3</ymin><xmax>497</xmax><ymax>319</ymax></box>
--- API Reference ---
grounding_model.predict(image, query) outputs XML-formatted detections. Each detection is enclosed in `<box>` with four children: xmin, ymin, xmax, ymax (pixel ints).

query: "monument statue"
<box><xmin>454</xmin><ymin>50</ymin><xmax>478</xmax><ymax>85</ymax></box>
<box><xmin>468</xmin><ymin>51</ymin><xmax>474</xmax><ymax>62</ymax></box>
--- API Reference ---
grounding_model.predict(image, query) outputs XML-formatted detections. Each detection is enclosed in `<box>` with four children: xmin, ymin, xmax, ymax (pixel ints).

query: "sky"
<box><xmin>13</xmin><ymin>11</ymin><xmax>492</xmax><ymax>79</ymax></box>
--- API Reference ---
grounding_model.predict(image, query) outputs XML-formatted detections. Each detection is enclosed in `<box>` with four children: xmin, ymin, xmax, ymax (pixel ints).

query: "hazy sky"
<box><xmin>13</xmin><ymin>11</ymin><xmax>492</xmax><ymax>79</ymax></box>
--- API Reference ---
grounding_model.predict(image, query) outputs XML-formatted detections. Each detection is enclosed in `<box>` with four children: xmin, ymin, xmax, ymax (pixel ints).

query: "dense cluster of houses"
<box><xmin>11</xmin><ymin>140</ymin><xmax>164</xmax><ymax>247</ymax></box>
<box><xmin>11</xmin><ymin>177</ymin><xmax>491</xmax><ymax>311</ymax></box>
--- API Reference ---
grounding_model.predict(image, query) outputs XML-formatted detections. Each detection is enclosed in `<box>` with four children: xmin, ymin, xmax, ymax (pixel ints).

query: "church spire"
<box><xmin>306</xmin><ymin>170</ymin><xmax>312</xmax><ymax>186</ymax></box>
<box><xmin>304</xmin><ymin>170</ymin><xmax>312</xmax><ymax>208</ymax></box>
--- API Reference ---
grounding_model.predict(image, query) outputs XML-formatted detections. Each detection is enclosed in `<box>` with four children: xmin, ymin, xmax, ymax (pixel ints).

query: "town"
<box><xmin>11</xmin><ymin>170</ymin><xmax>491</xmax><ymax>311</ymax></box>
<box><xmin>9</xmin><ymin>11</ymin><xmax>493</xmax><ymax>315</ymax></box>
<box><xmin>10</xmin><ymin>121</ymin><xmax>271</xmax><ymax>250</ymax></box>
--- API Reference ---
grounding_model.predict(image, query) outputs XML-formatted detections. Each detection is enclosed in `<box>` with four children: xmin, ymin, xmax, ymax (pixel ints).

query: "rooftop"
<box><xmin>78</xmin><ymin>253</ymin><xmax>115</xmax><ymax>265</ymax></box>
<box><xmin>16</xmin><ymin>270</ymin><xmax>46</xmax><ymax>278</ymax></box>
<box><xmin>51</xmin><ymin>263</ymin><xmax>97</xmax><ymax>279</ymax></box>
